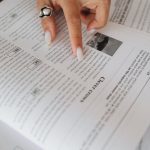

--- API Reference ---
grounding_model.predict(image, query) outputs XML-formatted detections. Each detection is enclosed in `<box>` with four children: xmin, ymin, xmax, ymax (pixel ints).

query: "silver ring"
<box><xmin>39</xmin><ymin>6</ymin><xmax>54</xmax><ymax>18</ymax></box>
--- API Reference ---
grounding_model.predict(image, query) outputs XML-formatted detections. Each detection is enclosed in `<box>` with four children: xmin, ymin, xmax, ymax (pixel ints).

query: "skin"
<box><xmin>37</xmin><ymin>0</ymin><xmax>111</xmax><ymax>55</ymax></box>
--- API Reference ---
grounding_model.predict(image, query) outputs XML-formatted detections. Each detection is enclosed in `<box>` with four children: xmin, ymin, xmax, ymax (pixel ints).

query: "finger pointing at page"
<box><xmin>59</xmin><ymin>0</ymin><xmax>84</xmax><ymax>60</ymax></box>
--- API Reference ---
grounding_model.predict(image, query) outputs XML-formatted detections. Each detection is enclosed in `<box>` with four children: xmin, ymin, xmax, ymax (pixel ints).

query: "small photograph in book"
<box><xmin>136</xmin><ymin>125</ymin><xmax>150</xmax><ymax>150</ymax></box>
<box><xmin>87</xmin><ymin>33</ymin><xmax>122</xmax><ymax>56</ymax></box>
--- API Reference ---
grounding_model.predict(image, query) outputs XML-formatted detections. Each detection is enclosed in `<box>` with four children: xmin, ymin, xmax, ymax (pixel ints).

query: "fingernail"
<box><xmin>77</xmin><ymin>47</ymin><xmax>84</xmax><ymax>61</ymax></box>
<box><xmin>45</xmin><ymin>31</ymin><xmax>52</xmax><ymax>45</ymax></box>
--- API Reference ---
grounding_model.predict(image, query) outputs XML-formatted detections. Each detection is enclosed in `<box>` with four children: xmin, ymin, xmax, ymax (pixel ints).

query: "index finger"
<box><xmin>59</xmin><ymin>0</ymin><xmax>84</xmax><ymax>60</ymax></box>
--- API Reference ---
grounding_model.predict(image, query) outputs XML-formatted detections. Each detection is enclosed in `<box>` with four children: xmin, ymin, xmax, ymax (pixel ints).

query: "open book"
<box><xmin>0</xmin><ymin>0</ymin><xmax>150</xmax><ymax>150</ymax></box>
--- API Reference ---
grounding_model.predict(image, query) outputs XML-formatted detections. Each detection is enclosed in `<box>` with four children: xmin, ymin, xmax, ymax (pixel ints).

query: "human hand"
<box><xmin>37</xmin><ymin>0</ymin><xmax>111</xmax><ymax>60</ymax></box>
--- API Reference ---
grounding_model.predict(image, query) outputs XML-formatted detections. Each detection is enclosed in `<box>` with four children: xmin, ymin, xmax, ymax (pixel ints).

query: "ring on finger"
<box><xmin>39</xmin><ymin>5</ymin><xmax>55</xmax><ymax>18</ymax></box>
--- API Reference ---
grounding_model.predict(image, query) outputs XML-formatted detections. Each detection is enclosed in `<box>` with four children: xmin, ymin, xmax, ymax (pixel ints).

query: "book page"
<box><xmin>0</xmin><ymin>0</ymin><xmax>150</xmax><ymax>150</ymax></box>
<box><xmin>0</xmin><ymin>121</ymin><xmax>41</xmax><ymax>150</ymax></box>
<box><xmin>136</xmin><ymin>126</ymin><xmax>150</xmax><ymax>150</ymax></box>
<box><xmin>110</xmin><ymin>0</ymin><xmax>150</xmax><ymax>33</ymax></box>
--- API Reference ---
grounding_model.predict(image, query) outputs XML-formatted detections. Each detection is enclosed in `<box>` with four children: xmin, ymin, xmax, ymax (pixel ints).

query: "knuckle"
<box><xmin>71</xmin><ymin>33</ymin><xmax>81</xmax><ymax>39</ymax></box>
<box><xmin>57</xmin><ymin>0</ymin><xmax>68</xmax><ymax>5</ymax></box>
<box><xmin>97</xmin><ymin>18</ymin><xmax>108</xmax><ymax>28</ymax></box>
<box><xmin>100</xmin><ymin>21</ymin><xmax>107</xmax><ymax>28</ymax></box>
<box><xmin>69</xmin><ymin>16</ymin><xmax>80</xmax><ymax>26</ymax></box>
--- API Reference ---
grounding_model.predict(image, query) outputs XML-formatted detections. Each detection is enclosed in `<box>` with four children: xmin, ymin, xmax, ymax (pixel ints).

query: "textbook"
<box><xmin>0</xmin><ymin>0</ymin><xmax>150</xmax><ymax>150</ymax></box>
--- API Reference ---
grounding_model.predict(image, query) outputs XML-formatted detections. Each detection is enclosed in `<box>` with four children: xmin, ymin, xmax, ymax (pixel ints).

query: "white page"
<box><xmin>55</xmin><ymin>24</ymin><xmax>150</xmax><ymax>150</ymax></box>
<box><xmin>0</xmin><ymin>0</ymin><xmax>150</xmax><ymax>150</ymax></box>
<box><xmin>136</xmin><ymin>127</ymin><xmax>150</xmax><ymax>150</ymax></box>
<box><xmin>0</xmin><ymin>120</ymin><xmax>41</xmax><ymax>150</ymax></box>
<box><xmin>0</xmin><ymin>24</ymin><xmax>149</xmax><ymax>149</ymax></box>
<box><xmin>105</xmin><ymin>85</ymin><xmax>150</xmax><ymax>150</ymax></box>
<box><xmin>110</xmin><ymin>0</ymin><xmax>150</xmax><ymax>33</ymax></box>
